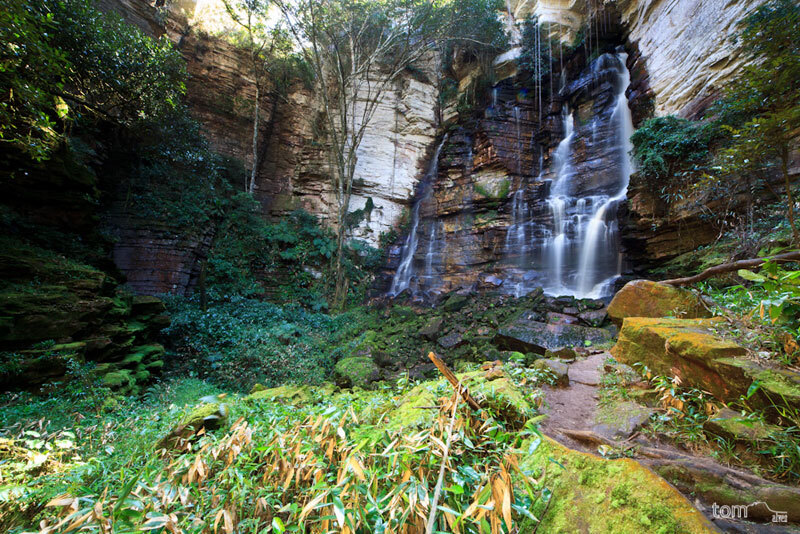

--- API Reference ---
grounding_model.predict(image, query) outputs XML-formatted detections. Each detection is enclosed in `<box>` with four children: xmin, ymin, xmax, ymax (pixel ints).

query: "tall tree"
<box><xmin>273</xmin><ymin>0</ymin><xmax>505</xmax><ymax>306</ymax></box>
<box><xmin>223</xmin><ymin>0</ymin><xmax>293</xmax><ymax>194</ymax></box>
<box><xmin>716</xmin><ymin>0</ymin><xmax>800</xmax><ymax>245</ymax></box>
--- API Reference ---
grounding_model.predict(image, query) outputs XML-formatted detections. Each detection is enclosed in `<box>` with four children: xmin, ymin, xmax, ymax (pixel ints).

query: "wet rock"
<box><xmin>494</xmin><ymin>319</ymin><xmax>614</xmax><ymax>355</ymax></box>
<box><xmin>438</xmin><ymin>332</ymin><xmax>465</xmax><ymax>349</ymax></box>
<box><xmin>612</xmin><ymin>317</ymin><xmax>800</xmax><ymax>418</ymax></box>
<box><xmin>533</xmin><ymin>359</ymin><xmax>570</xmax><ymax>387</ymax></box>
<box><xmin>578</xmin><ymin>309</ymin><xmax>608</xmax><ymax>327</ymax></box>
<box><xmin>478</xmin><ymin>274</ymin><xmax>504</xmax><ymax>289</ymax></box>
<box><xmin>607</xmin><ymin>280</ymin><xmax>711</xmax><ymax>326</ymax></box>
<box><xmin>546</xmin><ymin>312</ymin><xmax>580</xmax><ymax>325</ymax></box>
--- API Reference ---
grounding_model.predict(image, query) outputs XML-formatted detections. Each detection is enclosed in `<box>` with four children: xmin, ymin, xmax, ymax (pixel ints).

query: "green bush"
<box><xmin>0</xmin><ymin>0</ymin><xmax>185</xmax><ymax>160</ymax></box>
<box><xmin>162</xmin><ymin>297</ymin><xmax>367</xmax><ymax>390</ymax></box>
<box><xmin>630</xmin><ymin>116</ymin><xmax>719</xmax><ymax>205</ymax></box>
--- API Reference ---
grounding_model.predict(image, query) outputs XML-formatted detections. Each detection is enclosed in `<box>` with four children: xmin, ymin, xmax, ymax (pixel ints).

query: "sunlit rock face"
<box><xmin>619</xmin><ymin>0</ymin><xmax>764</xmax><ymax>118</ymax></box>
<box><xmin>505</xmin><ymin>0</ymin><xmax>764</xmax><ymax>118</ymax></box>
<box><xmin>286</xmin><ymin>70</ymin><xmax>440</xmax><ymax>244</ymax></box>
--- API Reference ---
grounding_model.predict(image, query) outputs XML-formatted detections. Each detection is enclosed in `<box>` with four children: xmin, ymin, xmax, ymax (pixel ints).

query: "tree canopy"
<box><xmin>0</xmin><ymin>0</ymin><xmax>186</xmax><ymax>161</ymax></box>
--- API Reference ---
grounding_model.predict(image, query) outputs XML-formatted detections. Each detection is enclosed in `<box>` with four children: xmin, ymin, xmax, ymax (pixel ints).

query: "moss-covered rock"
<box><xmin>245</xmin><ymin>384</ymin><xmax>314</xmax><ymax>404</ymax></box>
<box><xmin>519</xmin><ymin>437</ymin><xmax>716</xmax><ymax>533</ymax></box>
<box><xmin>607</xmin><ymin>280</ymin><xmax>711</xmax><ymax>326</ymax></box>
<box><xmin>157</xmin><ymin>402</ymin><xmax>228</xmax><ymax>449</ymax></box>
<box><xmin>703</xmin><ymin>408</ymin><xmax>779</xmax><ymax>444</ymax></box>
<box><xmin>0</xmin><ymin>237</ymin><xmax>168</xmax><ymax>393</ymax></box>
<box><xmin>611</xmin><ymin>317</ymin><xmax>800</xmax><ymax>418</ymax></box>
<box><xmin>333</xmin><ymin>356</ymin><xmax>380</xmax><ymax>389</ymax></box>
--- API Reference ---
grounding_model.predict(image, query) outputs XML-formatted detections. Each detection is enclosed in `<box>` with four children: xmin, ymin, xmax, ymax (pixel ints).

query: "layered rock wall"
<box><xmin>619</xmin><ymin>0</ymin><xmax>763</xmax><ymax>118</ymax></box>
<box><xmin>101</xmin><ymin>0</ymin><xmax>773</xmax><ymax>297</ymax></box>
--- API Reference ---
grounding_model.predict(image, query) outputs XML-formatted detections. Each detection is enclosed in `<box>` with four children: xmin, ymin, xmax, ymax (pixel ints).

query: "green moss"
<box><xmin>384</xmin><ymin>381</ymin><xmax>440</xmax><ymax>432</ymax></box>
<box><xmin>518</xmin><ymin>437</ymin><xmax>715</xmax><ymax>533</ymax></box>
<box><xmin>102</xmin><ymin>370</ymin><xmax>133</xmax><ymax>388</ymax></box>
<box><xmin>333</xmin><ymin>356</ymin><xmax>379</xmax><ymax>389</ymax></box>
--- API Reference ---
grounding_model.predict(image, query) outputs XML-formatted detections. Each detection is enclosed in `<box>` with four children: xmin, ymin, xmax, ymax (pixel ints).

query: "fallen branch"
<box><xmin>427</xmin><ymin>352</ymin><xmax>482</xmax><ymax>412</ymax></box>
<box><xmin>661</xmin><ymin>250</ymin><xmax>800</xmax><ymax>286</ymax></box>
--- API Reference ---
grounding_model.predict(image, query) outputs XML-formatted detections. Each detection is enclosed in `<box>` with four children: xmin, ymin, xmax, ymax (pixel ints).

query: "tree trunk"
<box><xmin>782</xmin><ymin>146</ymin><xmax>799</xmax><ymax>246</ymax></box>
<box><xmin>198</xmin><ymin>260</ymin><xmax>208</xmax><ymax>312</ymax></box>
<box><xmin>661</xmin><ymin>251</ymin><xmax>800</xmax><ymax>286</ymax></box>
<box><xmin>333</xmin><ymin>226</ymin><xmax>347</xmax><ymax>308</ymax></box>
<box><xmin>248</xmin><ymin>84</ymin><xmax>260</xmax><ymax>194</ymax></box>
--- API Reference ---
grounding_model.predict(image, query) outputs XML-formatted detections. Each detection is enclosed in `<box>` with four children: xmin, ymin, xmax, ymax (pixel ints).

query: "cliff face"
<box><xmin>619</xmin><ymin>0</ymin><xmax>763</xmax><ymax>118</ymax></box>
<box><xmin>507</xmin><ymin>0</ymin><xmax>763</xmax><ymax>118</ymax></box>
<box><xmin>100</xmin><ymin>0</ymin><xmax>768</xmax><ymax>297</ymax></box>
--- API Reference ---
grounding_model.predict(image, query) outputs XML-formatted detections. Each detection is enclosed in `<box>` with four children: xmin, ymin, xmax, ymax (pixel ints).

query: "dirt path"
<box><xmin>537</xmin><ymin>353</ymin><xmax>800</xmax><ymax>534</ymax></box>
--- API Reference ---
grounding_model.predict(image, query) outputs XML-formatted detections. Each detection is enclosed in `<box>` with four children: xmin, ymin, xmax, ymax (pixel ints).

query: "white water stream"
<box><xmin>504</xmin><ymin>52</ymin><xmax>635</xmax><ymax>299</ymax></box>
<box><xmin>388</xmin><ymin>135</ymin><xmax>448</xmax><ymax>297</ymax></box>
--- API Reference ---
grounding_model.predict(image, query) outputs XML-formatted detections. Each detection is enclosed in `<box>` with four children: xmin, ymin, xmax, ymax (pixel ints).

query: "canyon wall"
<box><xmin>100</xmin><ymin>0</ymin><xmax>770</xmax><ymax>296</ymax></box>
<box><xmin>619</xmin><ymin>0</ymin><xmax>763</xmax><ymax>118</ymax></box>
<box><xmin>508</xmin><ymin>0</ymin><xmax>764</xmax><ymax>118</ymax></box>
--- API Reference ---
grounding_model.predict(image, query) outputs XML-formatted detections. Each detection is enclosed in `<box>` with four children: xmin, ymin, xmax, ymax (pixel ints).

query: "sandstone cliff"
<box><xmin>99</xmin><ymin>0</ymin><xmax>773</xmax><ymax>297</ymax></box>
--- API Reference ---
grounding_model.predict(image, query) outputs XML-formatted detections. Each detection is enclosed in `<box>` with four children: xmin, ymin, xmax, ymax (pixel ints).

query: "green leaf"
<box><xmin>738</xmin><ymin>269</ymin><xmax>767</xmax><ymax>282</ymax></box>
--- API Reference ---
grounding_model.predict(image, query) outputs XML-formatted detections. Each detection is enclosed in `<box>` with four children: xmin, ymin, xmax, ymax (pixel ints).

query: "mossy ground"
<box><xmin>519</xmin><ymin>437</ymin><xmax>715</xmax><ymax>533</ymax></box>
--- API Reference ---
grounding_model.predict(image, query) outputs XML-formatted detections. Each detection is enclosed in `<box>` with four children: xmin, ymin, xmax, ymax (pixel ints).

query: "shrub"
<box><xmin>630</xmin><ymin>116</ymin><xmax>719</xmax><ymax>205</ymax></box>
<box><xmin>162</xmin><ymin>296</ymin><xmax>367</xmax><ymax>390</ymax></box>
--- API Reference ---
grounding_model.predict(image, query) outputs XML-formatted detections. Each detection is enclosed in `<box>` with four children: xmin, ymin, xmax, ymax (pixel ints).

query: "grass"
<box><xmin>1</xmin><ymin>368</ymin><xmax>550</xmax><ymax>533</ymax></box>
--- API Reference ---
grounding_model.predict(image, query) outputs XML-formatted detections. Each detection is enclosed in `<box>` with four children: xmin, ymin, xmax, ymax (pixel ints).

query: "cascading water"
<box><xmin>388</xmin><ymin>135</ymin><xmax>448</xmax><ymax>297</ymax></box>
<box><xmin>575</xmin><ymin>52</ymin><xmax>635</xmax><ymax>296</ymax></box>
<box><xmin>503</xmin><ymin>52</ymin><xmax>635</xmax><ymax>299</ymax></box>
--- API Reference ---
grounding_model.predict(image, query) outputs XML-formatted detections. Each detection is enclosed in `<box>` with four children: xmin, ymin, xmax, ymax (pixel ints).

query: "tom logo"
<box><xmin>711</xmin><ymin>502</ymin><xmax>788</xmax><ymax>523</ymax></box>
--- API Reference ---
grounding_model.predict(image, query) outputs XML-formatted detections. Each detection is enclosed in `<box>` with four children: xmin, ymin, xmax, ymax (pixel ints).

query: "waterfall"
<box><xmin>575</xmin><ymin>52</ymin><xmax>634</xmax><ymax>296</ymax></box>
<box><xmin>502</xmin><ymin>52</ymin><xmax>635</xmax><ymax>299</ymax></box>
<box><xmin>513</xmin><ymin>106</ymin><xmax>521</xmax><ymax>173</ymax></box>
<box><xmin>388</xmin><ymin>135</ymin><xmax>448</xmax><ymax>297</ymax></box>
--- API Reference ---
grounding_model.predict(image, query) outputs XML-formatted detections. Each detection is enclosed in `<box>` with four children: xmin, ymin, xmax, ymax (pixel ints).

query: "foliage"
<box><xmin>5</xmin><ymin>373</ymin><xmax>547</xmax><ymax>534</ymax></box>
<box><xmin>700</xmin><ymin>259</ymin><xmax>800</xmax><ymax>363</ymax></box>
<box><xmin>630</xmin><ymin>116</ymin><xmax>719</xmax><ymax>205</ymax></box>
<box><xmin>162</xmin><ymin>296</ymin><xmax>368</xmax><ymax>390</ymax></box>
<box><xmin>0</xmin><ymin>0</ymin><xmax>185</xmax><ymax>160</ymax></box>
<box><xmin>204</xmin><ymin>198</ymin><xmax>380</xmax><ymax>308</ymax></box>
<box><xmin>107</xmin><ymin>109</ymin><xmax>238</xmax><ymax>232</ymax></box>
<box><xmin>0</xmin><ymin>377</ymin><xmax>223</xmax><ymax>529</ymax></box>
<box><xmin>630</xmin><ymin>1</ymin><xmax>800</xmax><ymax>242</ymax></box>
<box><xmin>636</xmin><ymin>364</ymin><xmax>800</xmax><ymax>482</ymax></box>
<box><xmin>518</xmin><ymin>16</ymin><xmax>555</xmax><ymax>83</ymax></box>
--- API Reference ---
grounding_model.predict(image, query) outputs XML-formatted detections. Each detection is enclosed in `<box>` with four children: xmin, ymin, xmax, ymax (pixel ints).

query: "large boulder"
<box><xmin>611</xmin><ymin>317</ymin><xmax>800</xmax><ymax>417</ymax></box>
<box><xmin>517</xmin><ymin>437</ymin><xmax>716</xmax><ymax>533</ymax></box>
<box><xmin>607</xmin><ymin>280</ymin><xmax>711</xmax><ymax>326</ymax></box>
<box><xmin>494</xmin><ymin>319</ymin><xmax>614</xmax><ymax>354</ymax></box>
<box><xmin>333</xmin><ymin>356</ymin><xmax>380</xmax><ymax>389</ymax></box>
